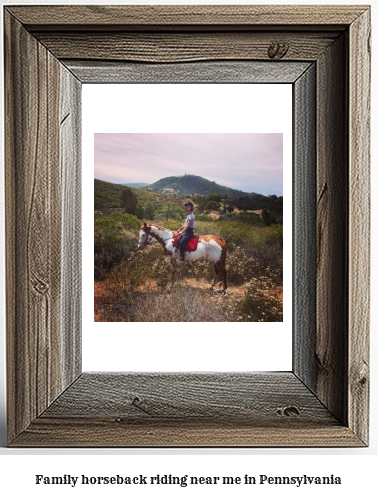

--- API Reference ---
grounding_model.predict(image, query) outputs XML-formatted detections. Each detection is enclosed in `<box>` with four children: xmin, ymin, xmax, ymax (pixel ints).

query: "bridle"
<box><xmin>139</xmin><ymin>228</ymin><xmax>175</xmax><ymax>248</ymax></box>
<box><xmin>139</xmin><ymin>230</ymin><xmax>151</xmax><ymax>248</ymax></box>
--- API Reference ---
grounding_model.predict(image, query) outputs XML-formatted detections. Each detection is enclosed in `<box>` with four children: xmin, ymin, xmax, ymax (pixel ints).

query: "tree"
<box><xmin>136</xmin><ymin>205</ymin><xmax>145</xmax><ymax>220</ymax></box>
<box><xmin>120</xmin><ymin>188</ymin><xmax>138</xmax><ymax>215</ymax></box>
<box><xmin>209</xmin><ymin>193</ymin><xmax>221</xmax><ymax>202</ymax></box>
<box><xmin>194</xmin><ymin>194</ymin><xmax>220</xmax><ymax>213</ymax></box>
<box><xmin>143</xmin><ymin>202</ymin><xmax>155</xmax><ymax>220</ymax></box>
<box><xmin>261</xmin><ymin>208</ymin><xmax>271</xmax><ymax>226</ymax></box>
<box><xmin>155</xmin><ymin>202</ymin><xmax>183</xmax><ymax>221</ymax></box>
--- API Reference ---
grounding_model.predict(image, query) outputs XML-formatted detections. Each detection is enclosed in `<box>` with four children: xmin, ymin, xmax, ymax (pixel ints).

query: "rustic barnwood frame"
<box><xmin>4</xmin><ymin>5</ymin><xmax>370</xmax><ymax>447</ymax></box>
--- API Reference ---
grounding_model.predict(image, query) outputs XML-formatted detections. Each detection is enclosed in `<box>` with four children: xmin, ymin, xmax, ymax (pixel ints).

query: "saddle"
<box><xmin>173</xmin><ymin>233</ymin><xmax>199</xmax><ymax>253</ymax></box>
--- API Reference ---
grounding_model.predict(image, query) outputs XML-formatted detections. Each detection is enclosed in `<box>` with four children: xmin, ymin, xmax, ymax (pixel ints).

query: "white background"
<box><xmin>83</xmin><ymin>84</ymin><xmax>292</xmax><ymax>372</ymax></box>
<box><xmin>0</xmin><ymin>0</ymin><xmax>377</xmax><ymax>498</ymax></box>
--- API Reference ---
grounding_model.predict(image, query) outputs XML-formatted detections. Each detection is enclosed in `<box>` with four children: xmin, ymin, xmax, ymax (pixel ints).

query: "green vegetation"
<box><xmin>145</xmin><ymin>174</ymin><xmax>244</xmax><ymax>197</ymax></box>
<box><xmin>120</xmin><ymin>187</ymin><xmax>139</xmax><ymax>215</ymax></box>
<box><xmin>228</xmin><ymin>192</ymin><xmax>283</xmax><ymax>214</ymax></box>
<box><xmin>94</xmin><ymin>211</ymin><xmax>140</xmax><ymax>273</ymax></box>
<box><xmin>95</xmin><ymin>178</ymin><xmax>185</xmax><ymax>218</ymax></box>
<box><xmin>94</xmin><ymin>179</ymin><xmax>283</xmax><ymax>322</ymax></box>
<box><xmin>194</xmin><ymin>193</ymin><xmax>221</xmax><ymax>212</ymax></box>
<box><xmin>94</xmin><ymin>179</ymin><xmax>126</xmax><ymax>212</ymax></box>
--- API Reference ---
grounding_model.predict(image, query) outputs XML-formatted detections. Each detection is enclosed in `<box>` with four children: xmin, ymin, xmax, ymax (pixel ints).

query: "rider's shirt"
<box><xmin>185</xmin><ymin>213</ymin><xmax>195</xmax><ymax>229</ymax></box>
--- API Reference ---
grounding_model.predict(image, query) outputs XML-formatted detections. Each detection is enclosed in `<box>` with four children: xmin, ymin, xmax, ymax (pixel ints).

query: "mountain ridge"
<box><xmin>143</xmin><ymin>174</ymin><xmax>246</xmax><ymax>197</ymax></box>
<box><xmin>122</xmin><ymin>182</ymin><xmax>149</xmax><ymax>188</ymax></box>
<box><xmin>94</xmin><ymin>176</ymin><xmax>283</xmax><ymax>216</ymax></box>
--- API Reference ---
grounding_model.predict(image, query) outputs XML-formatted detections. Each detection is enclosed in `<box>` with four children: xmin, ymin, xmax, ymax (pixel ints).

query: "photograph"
<box><xmin>1</xmin><ymin>0</ymin><xmax>373</xmax><ymax>459</ymax></box>
<box><xmin>94</xmin><ymin>133</ymin><xmax>284</xmax><ymax>323</ymax></box>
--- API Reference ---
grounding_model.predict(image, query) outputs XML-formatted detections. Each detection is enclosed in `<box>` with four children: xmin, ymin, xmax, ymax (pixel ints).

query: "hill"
<box><xmin>95</xmin><ymin>177</ymin><xmax>283</xmax><ymax>217</ymax></box>
<box><xmin>95</xmin><ymin>179</ymin><xmax>125</xmax><ymax>211</ymax></box>
<box><xmin>122</xmin><ymin>182</ymin><xmax>149</xmax><ymax>188</ymax></box>
<box><xmin>94</xmin><ymin>178</ymin><xmax>185</xmax><ymax>215</ymax></box>
<box><xmin>144</xmin><ymin>174</ymin><xmax>246</xmax><ymax>197</ymax></box>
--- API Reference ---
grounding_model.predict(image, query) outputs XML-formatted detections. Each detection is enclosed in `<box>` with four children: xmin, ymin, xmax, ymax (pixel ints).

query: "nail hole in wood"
<box><xmin>268</xmin><ymin>41</ymin><xmax>289</xmax><ymax>59</ymax></box>
<box><xmin>277</xmin><ymin>406</ymin><xmax>300</xmax><ymax>417</ymax></box>
<box><xmin>132</xmin><ymin>396</ymin><xmax>142</xmax><ymax>406</ymax></box>
<box><xmin>32</xmin><ymin>279</ymin><xmax>49</xmax><ymax>295</ymax></box>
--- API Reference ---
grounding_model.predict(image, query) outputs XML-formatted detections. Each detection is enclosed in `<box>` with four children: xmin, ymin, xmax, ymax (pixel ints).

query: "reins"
<box><xmin>140</xmin><ymin>230</ymin><xmax>174</xmax><ymax>247</ymax></box>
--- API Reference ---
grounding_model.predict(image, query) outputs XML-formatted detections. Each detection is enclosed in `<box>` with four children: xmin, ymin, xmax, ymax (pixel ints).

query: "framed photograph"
<box><xmin>86</xmin><ymin>85</ymin><xmax>292</xmax><ymax>372</ymax></box>
<box><xmin>5</xmin><ymin>5</ymin><xmax>370</xmax><ymax>447</ymax></box>
<box><xmin>92</xmin><ymin>130</ymin><xmax>286</xmax><ymax>324</ymax></box>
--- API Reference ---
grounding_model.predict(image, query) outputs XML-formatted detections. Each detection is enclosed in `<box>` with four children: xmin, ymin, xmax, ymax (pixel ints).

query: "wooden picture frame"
<box><xmin>4</xmin><ymin>5</ymin><xmax>370</xmax><ymax>447</ymax></box>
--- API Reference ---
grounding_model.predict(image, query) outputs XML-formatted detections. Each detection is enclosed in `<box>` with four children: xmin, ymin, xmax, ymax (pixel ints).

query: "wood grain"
<box><xmin>65</xmin><ymin>60</ymin><xmax>312</xmax><ymax>84</ymax></box>
<box><xmin>12</xmin><ymin>373</ymin><xmax>363</xmax><ymax>447</ymax></box>
<box><xmin>7</xmin><ymin>5</ymin><xmax>367</xmax><ymax>30</ymax></box>
<box><xmin>41</xmin><ymin>373</ymin><xmax>335</xmax><ymax>422</ymax></box>
<box><xmin>4</xmin><ymin>11</ymin><xmax>81</xmax><ymax>444</ymax></box>
<box><xmin>293</xmin><ymin>64</ymin><xmax>317</xmax><ymax>390</ymax></box>
<box><xmin>36</xmin><ymin>32</ymin><xmax>339</xmax><ymax>63</ymax></box>
<box><xmin>316</xmin><ymin>34</ymin><xmax>348</xmax><ymax>425</ymax></box>
<box><xmin>12</xmin><ymin>419</ymin><xmax>364</xmax><ymax>448</ymax></box>
<box><xmin>348</xmin><ymin>8</ymin><xmax>371</xmax><ymax>445</ymax></box>
<box><xmin>60</xmin><ymin>67</ymin><xmax>83</xmax><ymax>389</ymax></box>
<box><xmin>4</xmin><ymin>5</ymin><xmax>370</xmax><ymax>447</ymax></box>
<box><xmin>5</xmin><ymin>12</ymin><xmax>59</xmax><ymax>441</ymax></box>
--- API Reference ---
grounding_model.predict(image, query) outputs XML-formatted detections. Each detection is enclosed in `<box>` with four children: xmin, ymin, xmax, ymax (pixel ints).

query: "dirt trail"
<box><xmin>95</xmin><ymin>278</ymin><xmax>245</xmax><ymax>296</ymax></box>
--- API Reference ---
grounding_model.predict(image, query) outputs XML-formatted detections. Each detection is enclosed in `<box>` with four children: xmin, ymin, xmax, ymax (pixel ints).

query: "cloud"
<box><xmin>94</xmin><ymin>133</ymin><xmax>283</xmax><ymax>195</ymax></box>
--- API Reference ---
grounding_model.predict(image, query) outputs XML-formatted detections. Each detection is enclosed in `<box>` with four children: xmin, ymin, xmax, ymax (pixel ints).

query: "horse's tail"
<box><xmin>218</xmin><ymin>236</ymin><xmax>227</xmax><ymax>251</ymax></box>
<box><xmin>219</xmin><ymin>237</ymin><xmax>227</xmax><ymax>260</ymax></box>
<box><xmin>219</xmin><ymin>237</ymin><xmax>227</xmax><ymax>290</ymax></box>
<box><xmin>219</xmin><ymin>233</ymin><xmax>228</xmax><ymax>245</ymax></box>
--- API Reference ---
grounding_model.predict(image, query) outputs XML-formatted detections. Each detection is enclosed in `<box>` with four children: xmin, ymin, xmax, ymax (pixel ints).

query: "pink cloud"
<box><xmin>94</xmin><ymin>133</ymin><xmax>283</xmax><ymax>195</ymax></box>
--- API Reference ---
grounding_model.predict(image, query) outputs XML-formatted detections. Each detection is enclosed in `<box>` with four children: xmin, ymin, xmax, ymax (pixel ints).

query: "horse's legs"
<box><xmin>217</xmin><ymin>261</ymin><xmax>228</xmax><ymax>291</ymax></box>
<box><xmin>170</xmin><ymin>258</ymin><xmax>177</xmax><ymax>285</ymax></box>
<box><xmin>211</xmin><ymin>264</ymin><xmax>220</xmax><ymax>289</ymax></box>
<box><xmin>219</xmin><ymin>244</ymin><xmax>228</xmax><ymax>290</ymax></box>
<box><xmin>221</xmin><ymin>265</ymin><xmax>228</xmax><ymax>290</ymax></box>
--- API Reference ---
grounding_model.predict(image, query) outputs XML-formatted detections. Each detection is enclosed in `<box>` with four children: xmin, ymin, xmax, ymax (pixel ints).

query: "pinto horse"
<box><xmin>138</xmin><ymin>222</ymin><xmax>227</xmax><ymax>290</ymax></box>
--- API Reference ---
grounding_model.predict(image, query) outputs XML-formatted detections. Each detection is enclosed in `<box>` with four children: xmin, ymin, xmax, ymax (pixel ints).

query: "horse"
<box><xmin>138</xmin><ymin>222</ymin><xmax>227</xmax><ymax>291</ymax></box>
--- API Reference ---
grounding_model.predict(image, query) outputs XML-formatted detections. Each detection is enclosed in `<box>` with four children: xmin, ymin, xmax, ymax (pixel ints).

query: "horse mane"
<box><xmin>147</xmin><ymin>223</ymin><xmax>178</xmax><ymax>236</ymax></box>
<box><xmin>149</xmin><ymin>223</ymin><xmax>168</xmax><ymax>231</ymax></box>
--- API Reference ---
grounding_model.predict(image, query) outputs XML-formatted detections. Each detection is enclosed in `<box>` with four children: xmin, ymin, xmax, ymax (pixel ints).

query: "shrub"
<box><xmin>195</xmin><ymin>214</ymin><xmax>214</xmax><ymax>222</ymax></box>
<box><xmin>105</xmin><ymin>246</ymin><xmax>172</xmax><ymax>293</ymax></box>
<box><xmin>94</xmin><ymin>215</ymin><xmax>284</xmax><ymax>321</ymax></box>
<box><xmin>129</xmin><ymin>285</ymin><xmax>230</xmax><ymax>322</ymax></box>
<box><xmin>236</xmin><ymin>278</ymin><xmax>283</xmax><ymax>322</ymax></box>
<box><xmin>94</xmin><ymin>211</ymin><xmax>141</xmax><ymax>272</ymax></box>
<box><xmin>154</xmin><ymin>203</ymin><xmax>184</xmax><ymax>221</ymax></box>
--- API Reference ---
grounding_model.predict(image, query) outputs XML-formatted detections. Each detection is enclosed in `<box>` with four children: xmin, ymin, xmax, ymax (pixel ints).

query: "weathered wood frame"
<box><xmin>4</xmin><ymin>5</ymin><xmax>370</xmax><ymax>447</ymax></box>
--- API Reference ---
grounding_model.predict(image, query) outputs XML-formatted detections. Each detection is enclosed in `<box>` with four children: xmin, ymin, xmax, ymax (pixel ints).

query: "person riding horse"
<box><xmin>138</xmin><ymin>221</ymin><xmax>228</xmax><ymax>290</ymax></box>
<box><xmin>178</xmin><ymin>201</ymin><xmax>195</xmax><ymax>261</ymax></box>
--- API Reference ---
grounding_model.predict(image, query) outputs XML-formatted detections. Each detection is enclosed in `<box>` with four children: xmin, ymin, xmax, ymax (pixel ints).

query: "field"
<box><xmin>94</xmin><ymin>210</ymin><xmax>283</xmax><ymax>322</ymax></box>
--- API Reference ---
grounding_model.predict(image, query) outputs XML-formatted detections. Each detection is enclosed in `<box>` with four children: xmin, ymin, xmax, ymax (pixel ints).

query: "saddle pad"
<box><xmin>173</xmin><ymin>234</ymin><xmax>199</xmax><ymax>252</ymax></box>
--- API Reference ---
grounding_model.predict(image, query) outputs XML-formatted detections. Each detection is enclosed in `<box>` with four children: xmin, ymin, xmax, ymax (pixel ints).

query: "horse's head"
<box><xmin>138</xmin><ymin>222</ymin><xmax>153</xmax><ymax>250</ymax></box>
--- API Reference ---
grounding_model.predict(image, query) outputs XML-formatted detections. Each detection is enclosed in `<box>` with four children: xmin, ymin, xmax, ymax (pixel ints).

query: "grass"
<box><xmin>94</xmin><ymin>178</ymin><xmax>187</xmax><ymax>214</ymax></box>
<box><xmin>95</xmin><ymin>278</ymin><xmax>283</xmax><ymax>323</ymax></box>
<box><xmin>95</xmin><ymin>282</ymin><xmax>230</xmax><ymax>322</ymax></box>
<box><xmin>94</xmin><ymin>216</ymin><xmax>283</xmax><ymax>322</ymax></box>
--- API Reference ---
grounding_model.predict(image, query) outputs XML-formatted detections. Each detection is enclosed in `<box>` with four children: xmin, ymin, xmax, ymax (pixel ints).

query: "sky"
<box><xmin>94</xmin><ymin>133</ymin><xmax>283</xmax><ymax>196</ymax></box>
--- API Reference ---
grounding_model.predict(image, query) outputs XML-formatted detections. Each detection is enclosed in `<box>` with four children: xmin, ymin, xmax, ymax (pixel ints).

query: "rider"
<box><xmin>178</xmin><ymin>201</ymin><xmax>195</xmax><ymax>261</ymax></box>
